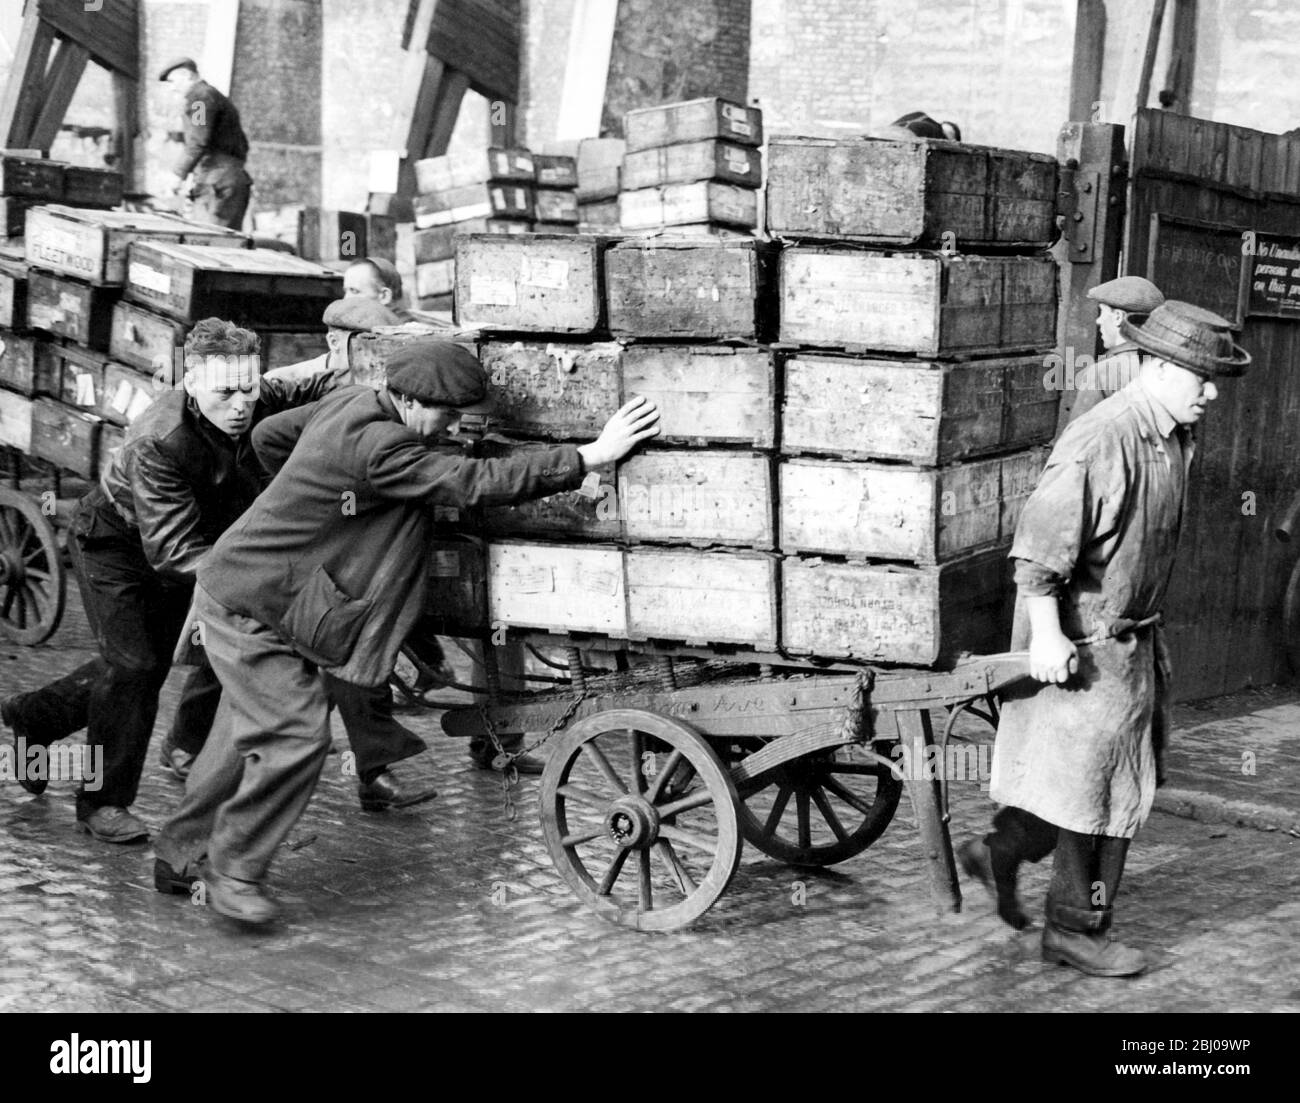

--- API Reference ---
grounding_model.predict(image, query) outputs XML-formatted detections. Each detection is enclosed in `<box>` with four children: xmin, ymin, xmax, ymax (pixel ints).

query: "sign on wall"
<box><xmin>1245</xmin><ymin>232</ymin><xmax>1300</xmax><ymax>319</ymax></box>
<box><xmin>1146</xmin><ymin>214</ymin><xmax>1248</xmax><ymax>329</ymax></box>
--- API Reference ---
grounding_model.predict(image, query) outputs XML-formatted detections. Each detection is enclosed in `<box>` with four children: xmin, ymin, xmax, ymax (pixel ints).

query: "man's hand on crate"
<box><xmin>577</xmin><ymin>396</ymin><xmax>661</xmax><ymax>468</ymax></box>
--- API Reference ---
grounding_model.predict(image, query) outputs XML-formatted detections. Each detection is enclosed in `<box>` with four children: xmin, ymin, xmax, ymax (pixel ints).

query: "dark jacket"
<box><xmin>100</xmin><ymin>372</ymin><xmax>338</xmax><ymax>580</ymax></box>
<box><xmin>176</xmin><ymin>80</ymin><xmax>250</xmax><ymax>178</ymax></box>
<box><xmin>198</xmin><ymin>385</ymin><xmax>585</xmax><ymax>685</ymax></box>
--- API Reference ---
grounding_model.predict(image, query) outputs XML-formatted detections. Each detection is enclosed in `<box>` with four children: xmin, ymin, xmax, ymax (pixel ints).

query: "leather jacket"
<box><xmin>100</xmin><ymin>372</ymin><xmax>338</xmax><ymax>581</ymax></box>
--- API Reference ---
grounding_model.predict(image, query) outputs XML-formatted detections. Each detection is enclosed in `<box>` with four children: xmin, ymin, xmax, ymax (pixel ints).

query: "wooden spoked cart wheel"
<box><xmin>539</xmin><ymin>708</ymin><xmax>743</xmax><ymax>932</ymax></box>
<box><xmin>734</xmin><ymin>743</ymin><xmax>903</xmax><ymax>867</ymax></box>
<box><xmin>0</xmin><ymin>488</ymin><xmax>65</xmax><ymax>645</ymax></box>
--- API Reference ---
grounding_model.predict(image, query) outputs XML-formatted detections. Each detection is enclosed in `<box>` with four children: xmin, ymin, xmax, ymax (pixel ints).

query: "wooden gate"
<box><xmin>1125</xmin><ymin>108</ymin><xmax>1300</xmax><ymax>699</ymax></box>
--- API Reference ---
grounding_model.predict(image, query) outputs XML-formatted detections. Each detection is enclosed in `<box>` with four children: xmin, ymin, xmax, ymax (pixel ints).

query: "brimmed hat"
<box><xmin>158</xmin><ymin>57</ymin><xmax>199</xmax><ymax>81</ymax></box>
<box><xmin>1121</xmin><ymin>300</ymin><xmax>1251</xmax><ymax>378</ymax></box>
<box><xmin>322</xmin><ymin>297</ymin><xmax>401</xmax><ymax>331</ymax></box>
<box><xmin>1087</xmin><ymin>276</ymin><xmax>1165</xmax><ymax>314</ymax></box>
<box><xmin>385</xmin><ymin>339</ymin><xmax>495</xmax><ymax>413</ymax></box>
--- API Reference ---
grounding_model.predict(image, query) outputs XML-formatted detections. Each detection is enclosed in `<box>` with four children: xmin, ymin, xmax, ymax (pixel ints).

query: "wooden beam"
<box><xmin>28</xmin><ymin>37</ymin><xmax>90</xmax><ymax>152</ymax></box>
<box><xmin>422</xmin><ymin>68</ymin><xmax>470</xmax><ymax>159</ymax></box>
<box><xmin>111</xmin><ymin>69</ymin><xmax>138</xmax><ymax>190</ymax></box>
<box><xmin>392</xmin><ymin>0</ymin><xmax>441</xmax><ymax>151</ymax></box>
<box><xmin>1067</xmin><ymin>0</ymin><xmax>1106</xmax><ymax>123</ymax></box>
<box><xmin>0</xmin><ymin>9</ymin><xmax>55</xmax><ymax>148</ymax></box>
<box><xmin>1135</xmin><ymin>0</ymin><xmax>1169</xmax><ymax>112</ymax></box>
<box><xmin>34</xmin><ymin>0</ymin><xmax>138</xmax><ymax>79</ymax></box>
<box><xmin>396</xmin><ymin>54</ymin><xmax>447</xmax><ymax>198</ymax></box>
<box><xmin>1162</xmin><ymin>0</ymin><xmax>1197</xmax><ymax>113</ymax></box>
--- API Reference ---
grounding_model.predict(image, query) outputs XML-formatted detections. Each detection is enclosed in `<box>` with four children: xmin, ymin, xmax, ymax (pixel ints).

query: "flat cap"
<box><xmin>322</xmin><ymin>297</ymin><xmax>402</xmax><ymax>331</ymax></box>
<box><xmin>356</xmin><ymin>257</ymin><xmax>403</xmax><ymax>299</ymax></box>
<box><xmin>386</xmin><ymin>339</ymin><xmax>494</xmax><ymax>413</ymax></box>
<box><xmin>158</xmin><ymin>57</ymin><xmax>199</xmax><ymax>81</ymax></box>
<box><xmin>1087</xmin><ymin>276</ymin><xmax>1165</xmax><ymax>313</ymax></box>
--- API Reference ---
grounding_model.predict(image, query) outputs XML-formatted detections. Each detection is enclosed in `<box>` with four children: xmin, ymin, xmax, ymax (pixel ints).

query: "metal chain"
<box><xmin>478</xmin><ymin>691</ymin><xmax>588</xmax><ymax>821</ymax></box>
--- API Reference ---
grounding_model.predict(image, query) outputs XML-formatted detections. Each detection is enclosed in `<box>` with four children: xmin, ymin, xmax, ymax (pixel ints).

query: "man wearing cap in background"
<box><xmin>962</xmin><ymin>301</ymin><xmax>1248</xmax><ymax>976</ymax></box>
<box><xmin>1068</xmin><ymin>275</ymin><xmax>1166</xmax><ymax>423</ymax></box>
<box><xmin>344</xmin><ymin>257</ymin><xmax>412</xmax><ymax>317</ymax></box>
<box><xmin>152</xmin><ymin>340</ymin><xmax>660</xmax><ymax>924</ymax></box>
<box><xmin>159</xmin><ymin>58</ymin><xmax>252</xmax><ymax>230</ymax></box>
<box><xmin>0</xmin><ymin>320</ymin><xmax>337</xmax><ymax>841</ymax></box>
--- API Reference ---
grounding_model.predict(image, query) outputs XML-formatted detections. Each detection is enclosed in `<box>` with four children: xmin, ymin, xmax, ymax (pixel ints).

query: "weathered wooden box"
<box><xmin>259</xmin><ymin>330</ymin><xmax>329</xmax><ymax>371</ymax></box>
<box><xmin>0</xmin><ymin>330</ymin><xmax>45</xmax><ymax>395</ymax></box>
<box><xmin>577</xmin><ymin>138</ymin><xmax>625</xmax><ymax>201</ymax></box>
<box><xmin>0</xmin><ymin>258</ymin><xmax>27</xmax><ymax>329</ymax></box>
<box><xmin>124</xmin><ymin>243</ymin><xmax>342</xmax><ymax>326</ymax></box>
<box><xmin>455</xmin><ymin>234</ymin><xmax>610</xmax><ymax>333</ymax></box>
<box><xmin>488</xmin><ymin>541</ymin><xmax>628</xmax><ymax>636</ymax></box>
<box><xmin>423</xmin><ymin>535</ymin><xmax>489</xmax><ymax>634</ymax></box>
<box><xmin>478</xmin><ymin>340</ymin><xmax>622</xmax><ymax>439</ymax></box>
<box><xmin>109</xmin><ymin>301</ymin><xmax>185</xmax><ymax>378</ymax></box>
<box><xmin>781</xmin><ymin>353</ymin><xmax>1059</xmax><ymax>464</ymax></box>
<box><xmin>0</xmin><ymin>154</ymin><xmax>63</xmax><ymax>200</ymax></box>
<box><xmin>414</xmin><ymin>182</ymin><xmax>534</xmax><ymax>228</ymax></box>
<box><xmin>25</xmin><ymin>206</ymin><xmax>246</xmax><ymax>285</ymax></box>
<box><xmin>481</xmin><ymin>451</ymin><xmax>619</xmax><ymax>541</ymax></box>
<box><xmin>101</xmin><ymin>361</ymin><xmax>158</xmax><ymax>426</ymax></box>
<box><xmin>625</xmin><ymin>548</ymin><xmax>778</xmax><ymax>648</ymax></box>
<box><xmin>413</xmin><ymin>218</ymin><xmax>530</xmax><ymax>264</ymax></box>
<box><xmin>45</xmin><ymin>343</ymin><xmax>109</xmax><ymax>413</ymax></box>
<box><xmin>624</xmin><ymin>98</ymin><xmax>763</xmax><ymax>153</ymax></box>
<box><xmin>348</xmin><ymin>323</ymin><xmax>478</xmax><ymax>389</ymax></box>
<box><xmin>0</xmin><ymin>390</ymin><xmax>32</xmax><ymax>451</ymax></box>
<box><xmin>765</xmin><ymin>136</ymin><xmax>1057</xmax><ymax>246</ymax></box>
<box><xmin>416</xmin><ymin>259</ymin><xmax>456</xmax><ymax>299</ymax></box>
<box><xmin>620</xmin><ymin>451</ymin><xmax>774</xmax><ymax>548</ymax></box>
<box><xmin>578</xmin><ymin>199</ymin><xmax>620</xmax><ymax>230</ymax></box>
<box><xmin>1</xmin><ymin>198</ymin><xmax>34</xmax><ymax>238</ymax></box>
<box><xmin>272</xmin><ymin>207</ymin><xmax>370</xmax><ymax>262</ymax></box>
<box><xmin>781</xmin><ymin>549</ymin><xmax>1011</xmax><ymax>665</ymax></box>
<box><xmin>778</xmin><ymin>249</ymin><xmax>1057</xmax><ymax>355</ymax></box>
<box><xmin>534</xmin><ymin>188</ymin><xmax>579</xmax><ymax>224</ymax></box>
<box><xmin>26</xmin><ymin>271</ymin><xmax>119</xmax><ymax>349</ymax></box>
<box><xmin>534</xmin><ymin>155</ymin><xmax>579</xmax><ymax>189</ymax></box>
<box><xmin>999</xmin><ymin>446</ymin><xmax>1051</xmax><ymax>539</ymax></box>
<box><xmin>780</xmin><ymin>454</ymin><xmax>1015</xmax><ymax>564</ymax></box>
<box><xmin>414</xmin><ymin>148</ymin><xmax>536</xmax><ymax>194</ymax></box>
<box><xmin>605</xmin><ymin>238</ymin><xmax>773</xmax><ymax>339</ymax></box>
<box><xmin>621</xmin><ymin>344</ymin><xmax>775</xmax><ymax>447</ymax></box>
<box><xmin>619</xmin><ymin>181</ymin><xmax>758</xmax><ymax>231</ymax></box>
<box><xmin>622</xmin><ymin>139</ymin><xmax>763</xmax><ymax>191</ymax></box>
<box><xmin>29</xmin><ymin>397</ymin><xmax>102</xmax><ymax>478</ymax></box>
<box><xmin>64</xmin><ymin>166</ymin><xmax>125</xmax><ymax>208</ymax></box>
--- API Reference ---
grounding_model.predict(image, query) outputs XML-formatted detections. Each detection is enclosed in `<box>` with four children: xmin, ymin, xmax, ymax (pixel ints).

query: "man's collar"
<box><xmin>1132</xmin><ymin>376</ymin><xmax>1180</xmax><ymax>439</ymax></box>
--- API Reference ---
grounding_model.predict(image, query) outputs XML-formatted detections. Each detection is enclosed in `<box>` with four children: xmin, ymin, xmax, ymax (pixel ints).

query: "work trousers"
<box><xmin>985</xmin><ymin>805</ymin><xmax>1059</xmax><ymax>868</ymax></box>
<box><xmin>155</xmin><ymin>586</ymin><xmax>332</xmax><ymax>883</ymax></box>
<box><xmin>1045</xmin><ymin>828</ymin><xmax>1131</xmax><ymax>932</ymax></box>
<box><xmin>190</xmin><ymin>155</ymin><xmax>251</xmax><ymax>230</ymax></box>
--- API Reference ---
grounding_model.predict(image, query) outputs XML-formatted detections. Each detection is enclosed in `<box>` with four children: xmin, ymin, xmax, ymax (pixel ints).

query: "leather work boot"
<box><xmin>158</xmin><ymin>738</ymin><xmax>196</xmax><ymax>782</ymax></box>
<box><xmin>1042</xmin><ymin>902</ymin><xmax>1147</xmax><ymax>977</ymax></box>
<box><xmin>77</xmin><ymin>806</ymin><xmax>150</xmax><ymax>843</ymax></box>
<box><xmin>203</xmin><ymin>870</ymin><xmax>281</xmax><ymax>926</ymax></box>
<box><xmin>1</xmin><ymin>693</ymin><xmax>45</xmax><ymax>796</ymax></box>
<box><xmin>957</xmin><ymin>837</ymin><xmax>1029</xmax><ymax>930</ymax></box>
<box><xmin>358</xmin><ymin>769</ymin><xmax>438</xmax><ymax>811</ymax></box>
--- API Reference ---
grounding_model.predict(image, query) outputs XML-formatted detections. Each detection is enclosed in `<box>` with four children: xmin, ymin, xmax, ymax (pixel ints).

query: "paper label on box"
<box><xmin>29</xmin><ymin>301</ymin><xmax>58</xmax><ymax>327</ymax></box>
<box><xmin>721</xmin><ymin>103</ymin><xmax>748</xmax><ymax>122</ymax></box>
<box><xmin>513</xmin><ymin>565</ymin><xmax>554</xmax><ymax>593</ymax></box>
<box><xmin>491</xmin><ymin>187</ymin><xmax>505</xmax><ymax>209</ymax></box>
<box><xmin>470</xmin><ymin>275</ymin><xmax>517</xmax><ymax>306</ymax></box>
<box><xmin>72</xmin><ymin>371</ymin><xmax>96</xmax><ymax>406</ymax></box>
<box><xmin>516</xmin><ymin>156</ymin><xmax>534</xmax><ymax>175</ymax></box>
<box><xmin>110</xmin><ymin>379</ymin><xmax>134</xmax><ymax>414</ymax></box>
<box><xmin>431</xmin><ymin>550</ymin><xmax>461</xmax><ymax>578</ymax></box>
<box><xmin>725</xmin><ymin>151</ymin><xmax>751</xmax><ymax>175</ymax></box>
<box><xmin>58</xmin><ymin>291</ymin><xmax>80</xmax><ymax>315</ymax></box>
<box><xmin>129</xmin><ymin>263</ymin><xmax>171</xmax><ymax>296</ymax></box>
<box><xmin>513</xmin><ymin>188</ymin><xmax>527</xmax><ymax>210</ymax></box>
<box><xmin>126</xmin><ymin>387</ymin><xmax>153</xmax><ymax>422</ymax></box>
<box><xmin>727</xmin><ymin>119</ymin><xmax>754</xmax><ymax>137</ymax></box>
<box><xmin>520</xmin><ymin>257</ymin><xmax>569</xmax><ymax>291</ymax></box>
<box><xmin>576</xmin><ymin>566</ymin><xmax>620</xmax><ymax>596</ymax></box>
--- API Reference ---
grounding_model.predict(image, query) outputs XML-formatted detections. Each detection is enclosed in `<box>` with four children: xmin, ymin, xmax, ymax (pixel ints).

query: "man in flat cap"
<box><xmin>962</xmin><ymin>301</ymin><xmax>1247</xmax><ymax>975</ymax></box>
<box><xmin>1068</xmin><ymin>276</ymin><xmax>1166</xmax><ymax>423</ymax></box>
<box><xmin>159</xmin><ymin>58</ymin><xmax>252</xmax><ymax>230</ymax></box>
<box><xmin>153</xmin><ymin>341</ymin><xmax>660</xmax><ymax>924</ymax></box>
<box><xmin>344</xmin><ymin>257</ymin><xmax>408</xmax><ymax>314</ymax></box>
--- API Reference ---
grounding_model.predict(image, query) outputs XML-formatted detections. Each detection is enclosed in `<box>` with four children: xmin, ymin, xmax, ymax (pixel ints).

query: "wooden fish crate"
<box><xmin>479</xmin><ymin>339</ymin><xmax>622</xmax><ymax>439</ymax></box>
<box><xmin>348</xmin><ymin>323</ymin><xmax>478</xmax><ymax>389</ymax></box>
<box><xmin>0</xmin><ymin>154</ymin><xmax>64</xmax><ymax>200</ymax></box>
<box><xmin>625</xmin><ymin>548</ymin><xmax>778</xmax><ymax>648</ymax></box>
<box><xmin>481</xmin><ymin>452</ymin><xmax>619</xmax><ymax>541</ymax></box>
<box><xmin>778</xmin><ymin>249</ymin><xmax>1057</xmax><ymax>356</ymax></box>
<box><xmin>605</xmin><ymin>238</ymin><xmax>774</xmax><ymax>339</ymax></box>
<box><xmin>488</xmin><ymin>541</ymin><xmax>628</xmax><ymax>637</ymax></box>
<box><xmin>1</xmin><ymin>198</ymin><xmax>34</xmax><ymax>239</ymax></box>
<box><xmin>414</xmin><ymin>148</ymin><xmax>536</xmax><ymax>194</ymax></box>
<box><xmin>765</xmin><ymin>136</ymin><xmax>1057</xmax><ymax>247</ymax></box>
<box><xmin>26</xmin><ymin>271</ymin><xmax>119</xmax><ymax>349</ymax></box>
<box><xmin>781</xmin><ymin>548</ymin><xmax>1011</xmax><ymax>666</ymax></box>
<box><xmin>0</xmin><ymin>330</ymin><xmax>47</xmax><ymax>395</ymax></box>
<box><xmin>534</xmin><ymin>188</ymin><xmax>579</xmax><ymax>224</ymax></box>
<box><xmin>29</xmin><ymin>397</ymin><xmax>102</xmax><ymax>478</ymax></box>
<box><xmin>46</xmin><ymin>343</ymin><xmax>109</xmax><ymax>413</ymax></box>
<box><xmin>413</xmin><ymin>218</ymin><xmax>531</xmax><ymax>264</ymax></box>
<box><xmin>534</xmin><ymin>155</ymin><xmax>579</xmax><ymax>189</ymax></box>
<box><xmin>100</xmin><ymin>361</ymin><xmax>159</xmax><ymax>427</ymax></box>
<box><xmin>25</xmin><ymin>206</ymin><xmax>247</xmax><ymax>286</ymax></box>
<box><xmin>618</xmin><ymin>181</ymin><xmax>758</xmax><ymax>231</ymax></box>
<box><xmin>0</xmin><ymin>389</ymin><xmax>32</xmax><ymax>450</ymax></box>
<box><xmin>577</xmin><ymin>138</ymin><xmax>624</xmax><ymax>201</ymax></box>
<box><xmin>455</xmin><ymin>234</ymin><xmax>610</xmax><ymax>334</ymax></box>
<box><xmin>63</xmin><ymin>166</ymin><xmax>125</xmax><ymax>208</ymax></box>
<box><xmin>578</xmin><ymin>199</ymin><xmax>620</xmax><ymax>230</ymax></box>
<box><xmin>621</xmin><ymin>344</ymin><xmax>775</xmax><ymax>448</ymax></box>
<box><xmin>779</xmin><ymin>452</ymin><xmax>1045</xmax><ymax>564</ymax></box>
<box><xmin>781</xmin><ymin>353</ymin><xmax>1058</xmax><ymax>464</ymax></box>
<box><xmin>259</xmin><ymin>330</ymin><xmax>329</xmax><ymax>371</ymax></box>
<box><xmin>0</xmin><ymin>257</ymin><xmax>27</xmax><ymax>329</ymax></box>
<box><xmin>620</xmin><ymin>450</ymin><xmax>774</xmax><ymax>548</ymax></box>
<box><xmin>622</xmin><ymin>139</ymin><xmax>763</xmax><ymax>191</ymax></box>
<box><xmin>414</xmin><ymin>182</ymin><xmax>534</xmax><ymax>228</ymax></box>
<box><xmin>624</xmin><ymin>98</ymin><xmax>763</xmax><ymax>153</ymax></box>
<box><xmin>424</xmin><ymin>535</ymin><xmax>489</xmax><ymax>634</ymax></box>
<box><xmin>124</xmin><ymin>243</ymin><xmax>342</xmax><ymax>326</ymax></box>
<box><xmin>416</xmin><ymin>259</ymin><xmax>456</xmax><ymax>298</ymax></box>
<box><xmin>109</xmin><ymin>301</ymin><xmax>186</xmax><ymax>378</ymax></box>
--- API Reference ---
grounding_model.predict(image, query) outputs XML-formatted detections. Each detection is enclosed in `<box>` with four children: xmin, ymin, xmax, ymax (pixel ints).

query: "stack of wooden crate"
<box><xmin>411</xmin><ymin>148</ymin><xmax>537</xmax><ymax>312</ymax></box>
<box><xmin>0</xmin><ymin>151</ymin><xmax>122</xmax><ymax>241</ymax></box>
<box><xmin>576</xmin><ymin>138</ymin><xmax>623</xmax><ymax>232</ymax></box>
<box><xmin>619</xmin><ymin>98</ymin><xmax>764</xmax><ymax>238</ymax></box>
<box><xmin>252</xmin><ymin>205</ymin><xmax>397</xmax><ymax>265</ymax></box>
<box><xmin>532</xmin><ymin>153</ymin><xmax>580</xmax><ymax>234</ymax></box>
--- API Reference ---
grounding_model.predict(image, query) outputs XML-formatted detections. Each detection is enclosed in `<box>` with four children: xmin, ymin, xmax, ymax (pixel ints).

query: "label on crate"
<box><xmin>520</xmin><ymin>257</ymin><xmax>569</xmax><ymax>291</ymax></box>
<box><xmin>513</xmin><ymin>564</ymin><xmax>554</xmax><ymax>593</ymax></box>
<box><xmin>71</xmin><ymin>371</ymin><xmax>97</xmax><ymax>407</ymax></box>
<box><xmin>431</xmin><ymin>550</ymin><xmax>461</xmax><ymax>577</ymax></box>
<box><xmin>469</xmin><ymin>275</ymin><xmax>517</xmax><ymax>306</ymax></box>
<box><xmin>29</xmin><ymin>229</ymin><xmax>87</xmax><ymax>274</ymax></box>
<box><xmin>725</xmin><ymin>150</ymin><xmax>752</xmax><ymax>175</ymax></box>
<box><xmin>129</xmin><ymin>263</ymin><xmax>171</xmax><ymax>295</ymax></box>
<box><xmin>576</xmin><ymin>566</ymin><xmax>620</xmax><ymax>596</ymax></box>
<box><xmin>29</xmin><ymin>301</ymin><xmax>60</xmax><ymax>328</ymax></box>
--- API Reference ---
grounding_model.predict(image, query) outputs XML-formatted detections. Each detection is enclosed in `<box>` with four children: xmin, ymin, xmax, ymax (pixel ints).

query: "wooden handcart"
<box><xmin>442</xmin><ymin>641</ymin><xmax>1031</xmax><ymax>931</ymax></box>
<box><xmin>0</xmin><ymin>451</ymin><xmax>66</xmax><ymax>645</ymax></box>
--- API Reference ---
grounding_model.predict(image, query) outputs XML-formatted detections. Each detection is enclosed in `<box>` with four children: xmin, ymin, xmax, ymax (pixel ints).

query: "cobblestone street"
<box><xmin>2</xmin><ymin>590</ymin><xmax>1298</xmax><ymax>1015</ymax></box>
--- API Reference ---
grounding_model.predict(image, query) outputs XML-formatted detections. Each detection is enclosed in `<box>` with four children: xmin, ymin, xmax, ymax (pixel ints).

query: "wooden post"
<box><xmin>29</xmin><ymin>39</ymin><xmax>90</xmax><ymax>152</ymax></box>
<box><xmin>1162</xmin><ymin>0</ymin><xmax>1198</xmax><ymax>112</ymax></box>
<box><xmin>1135</xmin><ymin>0</ymin><xmax>1169</xmax><ymax>112</ymax></box>
<box><xmin>1067</xmin><ymin>0</ymin><xmax>1106</xmax><ymax>125</ymax></box>
<box><xmin>0</xmin><ymin>8</ymin><xmax>55</xmax><ymax>148</ymax></box>
<box><xmin>1055</xmin><ymin>121</ymin><xmax>1127</xmax><ymax>430</ymax></box>
<box><xmin>111</xmin><ymin>71</ymin><xmax>137</xmax><ymax>189</ymax></box>
<box><xmin>894</xmin><ymin>708</ymin><xmax>961</xmax><ymax>915</ymax></box>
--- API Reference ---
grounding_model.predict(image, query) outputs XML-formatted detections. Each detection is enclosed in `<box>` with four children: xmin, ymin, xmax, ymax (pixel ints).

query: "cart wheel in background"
<box><xmin>539</xmin><ymin>708</ymin><xmax>742</xmax><ymax>931</ymax></box>
<box><xmin>0</xmin><ymin>489</ymin><xmax>65</xmax><ymax>645</ymax></box>
<box><xmin>735</xmin><ymin>745</ymin><xmax>903</xmax><ymax>867</ymax></box>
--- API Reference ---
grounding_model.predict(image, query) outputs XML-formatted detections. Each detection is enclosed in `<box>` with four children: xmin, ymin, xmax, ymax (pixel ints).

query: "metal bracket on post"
<box><xmin>1067</xmin><ymin>169</ymin><xmax>1102</xmax><ymax>263</ymax></box>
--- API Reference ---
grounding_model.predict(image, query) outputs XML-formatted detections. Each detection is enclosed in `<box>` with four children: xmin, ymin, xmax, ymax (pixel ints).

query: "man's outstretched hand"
<box><xmin>578</xmin><ymin>396</ymin><xmax>661</xmax><ymax>468</ymax></box>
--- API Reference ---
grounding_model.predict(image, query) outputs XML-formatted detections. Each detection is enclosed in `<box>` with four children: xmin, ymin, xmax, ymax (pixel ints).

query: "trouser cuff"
<box><xmin>1046</xmin><ymin>897</ymin><xmax>1108</xmax><ymax>932</ymax></box>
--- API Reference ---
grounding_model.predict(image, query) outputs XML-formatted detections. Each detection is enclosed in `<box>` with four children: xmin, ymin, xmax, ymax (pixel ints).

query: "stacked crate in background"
<box><xmin>619</xmin><ymin>98</ymin><xmax>764</xmax><ymax>238</ymax></box>
<box><xmin>252</xmin><ymin>205</ymin><xmax>397</xmax><ymax>267</ymax></box>
<box><xmin>767</xmin><ymin>135</ymin><xmax>1061</xmax><ymax>664</ymax></box>
<box><xmin>576</xmin><ymin>138</ymin><xmax>623</xmax><ymax>232</ymax></box>
<box><xmin>531</xmin><ymin>152</ymin><xmax>580</xmax><ymax>234</ymax></box>
<box><xmin>410</xmin><ymin>148</ymin><xmax>536</xmax><ymax>312</ymax></box>
<box><xmin>0</xmin><ymin>151</ymin><xmax>122</xmax><ymax>241</ymax></box>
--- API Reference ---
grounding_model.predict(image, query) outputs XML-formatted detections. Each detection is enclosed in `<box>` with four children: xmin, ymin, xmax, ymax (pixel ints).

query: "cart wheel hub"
<box><xmin>0</xmin><ymin>549</ymin><xmax>19</xmax><ymax>586</ymax></box>
<box><xmin>605</xmin><ymin>796</ymin><xmax>658</xmax><ymax>848</ymax></box>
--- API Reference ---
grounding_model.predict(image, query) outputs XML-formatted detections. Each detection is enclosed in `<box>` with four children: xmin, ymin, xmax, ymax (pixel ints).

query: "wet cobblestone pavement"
<box><xmin>2</xmin><ymin>591</ymin><xmax>1298</xmax><ymax>1013</ymax></box>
